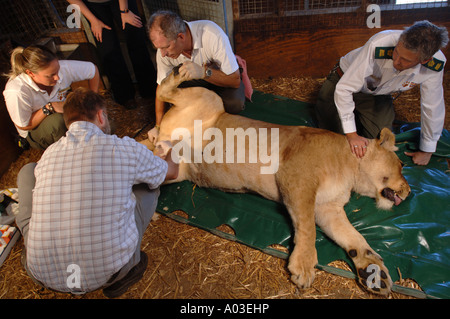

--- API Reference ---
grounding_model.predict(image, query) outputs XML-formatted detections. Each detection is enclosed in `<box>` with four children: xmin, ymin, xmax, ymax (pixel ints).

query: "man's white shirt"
<box><xmin>335</xmin><ymin>30</ymin><xmax>446</xmax><ymax>152</ymax></box>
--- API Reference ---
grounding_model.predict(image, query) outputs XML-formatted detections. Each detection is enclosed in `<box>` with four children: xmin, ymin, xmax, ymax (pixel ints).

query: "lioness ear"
<box><xmin>378</xmin><ymin>128</ymin><xmax>398</xmax><ymax>151</ymax></box>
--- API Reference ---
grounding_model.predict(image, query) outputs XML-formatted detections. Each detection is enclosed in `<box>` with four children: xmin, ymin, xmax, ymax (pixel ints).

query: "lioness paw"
<box><xmin>288</xmin><ymin>251</ymin><xmax>317</xmax><ymax>289</ymax></box>
<box><xmin>357</xmin><ymin>264</ymin><xmax>392</xmax><ymax>295</ymax></box>
<box><xmin>289</xmin><ymin>268</ymin><xmax>316</xmax><ymax>289</ymax></box>
<box><xmin>348</xmin><ymin>248</ymin><xmax>393</xmax><ymax>295</ymax></box>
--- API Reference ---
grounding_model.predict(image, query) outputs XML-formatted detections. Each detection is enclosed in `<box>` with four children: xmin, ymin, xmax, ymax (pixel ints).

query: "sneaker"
<box><xmin>103</xmin><ymin>251</ymin><xmax>148</xmax><ymax>298</ymax></box>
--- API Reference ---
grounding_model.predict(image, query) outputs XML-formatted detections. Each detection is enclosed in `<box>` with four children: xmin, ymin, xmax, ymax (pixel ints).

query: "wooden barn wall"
<box><xmin>233</xmin><ymin>7</ymin><xmax>450</xmax><ymax>78</ymax></box>
<box><xmin>0</xmin><ymin>76</ymin><xmax>20</xmax><ymax>178</ymax></box>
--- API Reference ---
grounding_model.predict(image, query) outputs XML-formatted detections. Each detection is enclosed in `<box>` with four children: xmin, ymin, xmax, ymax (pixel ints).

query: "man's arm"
<box><xmin>204</xmin><ymin>67</ymin><xmax>241</xmax><ymax>88</ymax></box>
<box><xmin>16</xmin><ymin>108</ymin><xmax>47</xmax><ymax>131</ymax></box>
<box><xmin>153</xmin><ymin>141</ymin><xmax>179</xmax><ymax>181</ymax></box>
<box><xmin>163</xmin><ymin>149</ymin><xmax>179</xmax><ymax>181</ymax></box>
<box><xmin>154</xmin><ymin>85</ymin><xmax>165</xmax><ymax>126</ymax></box>
<box><xmin>404</xmin><ymin>63</ymin><xmax>446</xmax><ymax>166</ymax></box>
<box><xmin>88</xmin><ymin>65</ymin><xmax>101</xmax><ymax>93</ymax></box>
<box><xmin>179</xmin><ymin>61</ymin><xmax>240</xmax><ymax>88</ymax></box>
<box><xmin>334</xmin><ymin>39</ymin><xmax>378</xmax><ymax>158</ymax></box>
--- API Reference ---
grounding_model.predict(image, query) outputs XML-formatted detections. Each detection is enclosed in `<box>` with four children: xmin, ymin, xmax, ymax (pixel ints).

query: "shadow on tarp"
<box><xmin>156</xmin><ymin>91</ymin><xmax>450</xmax><ymax>299</ymax></box>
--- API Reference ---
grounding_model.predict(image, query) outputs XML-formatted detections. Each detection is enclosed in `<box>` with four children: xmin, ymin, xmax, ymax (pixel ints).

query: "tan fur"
<box><xmin>143</xmin><ymin>69</ymin><xmax>411</xmax><ymax>295</ymax></box>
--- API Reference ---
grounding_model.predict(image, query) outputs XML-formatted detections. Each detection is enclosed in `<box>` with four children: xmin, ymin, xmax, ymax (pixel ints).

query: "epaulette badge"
<box><xmin>375</xmin><ymin>46</ymin><xmax>394</xmax><ymax>59</ymax></box>
<box><xmin>422</xmin><ymin>57</ymin><xmax>445</xmax><ymax>72</ymax></box>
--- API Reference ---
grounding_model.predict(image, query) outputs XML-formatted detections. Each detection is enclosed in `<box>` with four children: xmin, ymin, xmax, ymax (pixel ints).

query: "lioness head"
<box><xmin>356</xmin><ymin>128</ymin><xmax>411</xmax><ymax>210</ymax></box>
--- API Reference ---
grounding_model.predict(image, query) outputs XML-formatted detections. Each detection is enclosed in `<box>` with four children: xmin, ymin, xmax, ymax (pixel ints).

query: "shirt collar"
<box><xmin>380</xmin><ymin>58</ymin><xmax>421</xmax><ymax>76</ymax></box>
<box><xmin>68</xmin><ymin>121</ymin><xmax>103</xmax><ymax>134</ymax></box>
<box><xmin>186</xmin><ymin>21</ymin><xmax>202</xmax><ymax>51</ymax></box>
<box><xmin>397</xmin><ymin>63</ymin><xmax>421</xmax><ymax>76</ymax></box>
<box><xmin>18</xmin><ymin>67</ymin><xmax>63</xmax><ymax>94</ymax></box>
<box><xmin>19</xmin><ymin>73</ymin><xmax>44</xmax><ymax>93</ymax></box>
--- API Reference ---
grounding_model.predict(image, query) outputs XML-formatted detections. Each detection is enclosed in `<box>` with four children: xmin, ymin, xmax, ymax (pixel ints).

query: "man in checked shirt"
<box><xmin>16</xmin><ymin>88</ymin><xmax>178</xmax><ymax>298</ymax></box>
<box><xmin>315</xmin><ymin>20</ymin><xmax>448</xmax><ymax>166</ymax></box>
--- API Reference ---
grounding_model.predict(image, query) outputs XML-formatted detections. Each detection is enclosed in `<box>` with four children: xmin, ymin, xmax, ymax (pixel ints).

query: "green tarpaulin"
<box><xmin>156</xmin><ymin>91</ymin><xmax>450</xmax><ymax>299</ymax></box>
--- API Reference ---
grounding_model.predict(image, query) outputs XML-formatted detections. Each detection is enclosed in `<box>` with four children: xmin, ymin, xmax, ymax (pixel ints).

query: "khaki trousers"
<box><xmin>26</xmin><ymin>113</ymin><xmax>67</xmax><ymax>150</ymax></box>
<box><xmin>315</xmin><ymin>71</ymin><xmax>395</xmax><ymax>138</ymax></box>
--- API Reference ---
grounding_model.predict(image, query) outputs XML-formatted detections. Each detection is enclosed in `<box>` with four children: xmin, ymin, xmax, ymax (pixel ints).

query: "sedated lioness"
<box><xmin>142</xmin><ymin>66</ymin><xmax>411</xmax><ymax>295</ymax></box>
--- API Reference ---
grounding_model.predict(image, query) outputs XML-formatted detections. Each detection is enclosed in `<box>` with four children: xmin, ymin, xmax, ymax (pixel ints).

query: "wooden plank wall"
<box><xmin>0</xmin><ymin>76</ymin><xmax>21</xmax><ymax>178</ymax></box>
<box><xmin>233</xmin><ymin>6</ymin><xmax>450</xmax><ymax>78</ymax></box>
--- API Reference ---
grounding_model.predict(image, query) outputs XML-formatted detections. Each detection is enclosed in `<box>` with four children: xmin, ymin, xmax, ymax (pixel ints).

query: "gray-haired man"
<box><xmin>315</xmin><ymin>20</ymin><xmax>448</xmax><ymax>165</ymax></box>
<box><xmin>146</xmin><ymin>10</ymin><xmax>246</xmax><ymax>144</ymax></box>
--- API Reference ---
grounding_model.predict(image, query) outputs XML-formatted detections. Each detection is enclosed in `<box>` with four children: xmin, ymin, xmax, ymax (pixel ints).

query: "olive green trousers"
<box><xmin>26</xmin><ymin>113</ymin><xmax>67</xmax><ymax>150</ymax></box>
<box><xmin>315</xmin><ymin>71</ymin><xmax>395</xmax><ymax>138</ymax></box>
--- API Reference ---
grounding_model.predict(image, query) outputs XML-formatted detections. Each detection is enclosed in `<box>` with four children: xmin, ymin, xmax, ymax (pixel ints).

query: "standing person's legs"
<box><xmin>116</xmin><ymin>0</ymin><xmax>158</xmax><ymax>99</ymax></box>
<box><xmin>85</xmin><ymin>0</ymin><xmax>135</xmax><ymax>105</ymax></box>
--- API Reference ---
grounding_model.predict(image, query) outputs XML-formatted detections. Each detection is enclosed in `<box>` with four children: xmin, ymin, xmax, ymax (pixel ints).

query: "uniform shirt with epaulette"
<box><xmin>335</xmin><ymin>30</ymin><xmax>446</xmax><ymax>153</ymax></box>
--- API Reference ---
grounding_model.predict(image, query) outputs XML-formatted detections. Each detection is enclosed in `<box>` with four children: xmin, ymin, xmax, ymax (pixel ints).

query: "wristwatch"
<box><xmin>42</xmin><ymin>102</ymin><xmax>54</xmax><ymax>116</ymax></box>
<box><xmin>205</xmin><ymin>68</ymin><xmax>212</xmax><ymax>78</ymax></box>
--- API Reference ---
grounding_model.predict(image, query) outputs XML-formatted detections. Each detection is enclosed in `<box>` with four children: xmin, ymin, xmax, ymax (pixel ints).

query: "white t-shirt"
<box><xmin>335</xmin><ymin>30</ymin><xmax>446</xmax><ymax>152</ymax></box>
<box><xmin>156</xmin><ymin>20</ymin><xmax>239</xmax><ymax>84</ymax></box>
<box><xmin>3</xmin><ymin>60</ymin><xmax>96</xmax><ymax>137</ymax></box>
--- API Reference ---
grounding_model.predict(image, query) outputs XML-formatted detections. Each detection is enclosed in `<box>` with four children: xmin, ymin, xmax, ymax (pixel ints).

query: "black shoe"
<box><xmin>16</xmin><ymin>136</ymin><xmax>30</xmax><ymax>150</ymax></box>
<box><xmin>103</xmin><ymin>251</ymin><xmax>148</xmax><ymax>298</ymax></box>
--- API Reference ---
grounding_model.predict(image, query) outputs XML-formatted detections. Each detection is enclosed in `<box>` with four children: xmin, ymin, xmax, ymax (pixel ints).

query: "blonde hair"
<box><xmin>6</xmin><ymin>44</ymin><xmax>57</xmax><ymax>79</ymax></box>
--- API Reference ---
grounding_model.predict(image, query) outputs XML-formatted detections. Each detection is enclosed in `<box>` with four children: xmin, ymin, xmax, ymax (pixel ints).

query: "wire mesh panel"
<box><xmin>0</xmin><ymin>0</ymin><xmax>72</xmax><ymax>44</ymax></box>
<box><xmin>142</xmin><ymin>0</ymin><xmax>229</xmax><ymax>35</ymax></box>
<box><xmin>235</xmin><ymin>0</ymin><xmax>449</xmax><ymax>34</ymax></box>
<box><xmin>238</xmin><ymin>0</ymin><xmax>276</xmax><ymax>16</ymax></box>
<box><xmin>239</xmin><ymin>0</ymin><xmax>448</xmax><ymax>16</ymax></box>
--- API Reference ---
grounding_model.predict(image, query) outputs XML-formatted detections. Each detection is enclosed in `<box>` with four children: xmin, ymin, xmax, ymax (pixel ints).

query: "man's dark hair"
<box><xmin>400</xmin><ymin>20</ymin><xmax>448</xmax><ymax>61</ymax></box>
<box><xmin>63</xmin><ymin>87</ymin><xmax>107</xmax><ymax>128</ymax></box>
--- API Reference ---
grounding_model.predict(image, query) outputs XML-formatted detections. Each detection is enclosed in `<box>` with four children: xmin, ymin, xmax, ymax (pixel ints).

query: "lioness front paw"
<box><xmin>289</xmin><ymin>268</ymin><xmax>316</xmax><ymax>289</ymax></box>
<box><xmin>288</xmin><ymin>249</ymin><xmax>317</xmax><ymax>289</ymax></box>
<box><xmin>348</xmin><ymin>248</ymin><xmax>393</xmax><ymax>295</ymax></box>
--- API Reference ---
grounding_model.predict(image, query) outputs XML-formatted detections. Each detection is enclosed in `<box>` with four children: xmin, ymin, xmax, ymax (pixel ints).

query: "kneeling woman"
<box><xmin>3</xmin><ymin>44</ymin><xmax>100</xmax><ymax>150</ymax></box>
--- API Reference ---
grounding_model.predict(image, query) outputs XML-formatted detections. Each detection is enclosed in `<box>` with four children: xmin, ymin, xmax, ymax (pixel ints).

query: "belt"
<box><xmin>332</xmin><ymin>63</ymin><xmax>344</xmax><ymax>78</ymax></box>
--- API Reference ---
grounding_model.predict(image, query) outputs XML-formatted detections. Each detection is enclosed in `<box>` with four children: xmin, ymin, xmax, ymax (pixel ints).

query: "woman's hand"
<box><xmin>121</xmin><ymin>10</ymin><xmax>143</xmax><ymax>29</ymax></box>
